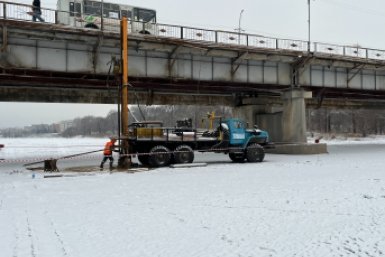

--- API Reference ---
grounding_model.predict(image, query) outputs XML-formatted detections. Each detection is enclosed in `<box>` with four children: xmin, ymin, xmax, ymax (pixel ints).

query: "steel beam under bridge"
<box><xmin>1</xmin><ymin>20</ymin><xmax>385</xmax><ymax>105</ymax></box>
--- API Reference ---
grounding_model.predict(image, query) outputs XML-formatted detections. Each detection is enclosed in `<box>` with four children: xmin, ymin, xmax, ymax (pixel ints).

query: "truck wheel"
<box><xmin>174</xmin><ymin>145</ymin><xmax>194</xmax><ymax>164</ymax></box>
<box><xmin>138</xmin><ymin>154</ymin><xmax>149</xmax><ymax>165</ymax></box>
<box><xmin>229</xmin><ymin>153</ymin><xmax>245</xmax><ymax>163</ymax></box>
<box><xmin>148</xmin><ymin>145</ymin><xmax>172</xmax><ymax>167</ymax></box>
<box><xmin>246</xmin><ymin>143</ymin><xmax>265</xmax><ymax>162</ymax></box>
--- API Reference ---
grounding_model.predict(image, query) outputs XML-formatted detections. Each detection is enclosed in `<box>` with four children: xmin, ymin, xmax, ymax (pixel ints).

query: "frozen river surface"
<box><xmin>0</xmin><ymin>138</ymin><xmax>385</xmax><ymax>257</ymax></box>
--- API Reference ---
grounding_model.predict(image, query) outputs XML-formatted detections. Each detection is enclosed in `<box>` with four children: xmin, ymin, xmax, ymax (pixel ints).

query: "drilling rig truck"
<box><xmin>127</xmin><ymin>118</ymin><xmax>274</xmax><ymax>167</ymax></box>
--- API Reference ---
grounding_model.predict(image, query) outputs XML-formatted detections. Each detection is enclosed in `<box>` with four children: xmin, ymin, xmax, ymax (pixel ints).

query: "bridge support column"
<box><xmin>233</xmin><ymin>90</ymin><xmax>311</xmax><ymax>143</ymax></box>
<box><xmin>233</xmin><ymin>103</ymin><xmax>283</xmax><ymax>142</ymax></box>
<box><xmin>281</xmin><ymin>88</ymin><xmax>311</xmax><ymax>143</ymax></box>
<box><xmin>232</xmin><ymin>105</ymin><xmax>256</xmax><ymax>127</ymax></box>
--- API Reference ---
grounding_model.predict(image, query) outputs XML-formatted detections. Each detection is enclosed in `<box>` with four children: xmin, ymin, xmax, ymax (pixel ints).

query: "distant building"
<box><xmin>58</xmin><ymin>120</ymin><xmax>74</xmax><ymax>133</ymax></box>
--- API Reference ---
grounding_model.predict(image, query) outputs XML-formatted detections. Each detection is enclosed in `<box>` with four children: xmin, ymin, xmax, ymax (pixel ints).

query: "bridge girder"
<box><xmin>1</xmin><ymin>20</ymin><xmax>385</xmax><ymax>106</ymax></box>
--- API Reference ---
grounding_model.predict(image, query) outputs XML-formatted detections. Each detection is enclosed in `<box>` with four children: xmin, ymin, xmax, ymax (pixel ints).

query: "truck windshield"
<box><xmin>232</xmin><ymin>120</ymin><xmax>246</xmax><ymax>129</ymax></box>
<box><xmin>133</xmin><ymin>8</ymin><xmax>156</xmax><ymax>23</ymax></box>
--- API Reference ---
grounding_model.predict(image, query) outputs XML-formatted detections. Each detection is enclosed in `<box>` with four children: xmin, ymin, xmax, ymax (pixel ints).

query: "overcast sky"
<box><xmin>2</xmin><ymin>0</ymin><xmax>385</xmax><ymax>128</ymax></box>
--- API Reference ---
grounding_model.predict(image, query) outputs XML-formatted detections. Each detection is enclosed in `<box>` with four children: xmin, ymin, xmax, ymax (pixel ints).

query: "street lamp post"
<box><xmin>307</xmin><ymin>0</ymin><xmax>311</xmax><ymax>52</ymax></box>
<box><xmin>237</xmin><ymin>9</ymin><xmax>244</xmax><ymax>45</ymax></box>
<box><xmin>101</xmin><ymin>0</ymin><xmax>104</xmax><ymax>31</ymax></box>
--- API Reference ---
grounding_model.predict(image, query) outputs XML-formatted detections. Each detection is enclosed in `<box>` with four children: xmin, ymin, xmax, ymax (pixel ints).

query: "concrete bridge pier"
<box><xmin>233</xmin><ymin>88</ymin><xmax>310</xmax><ymax>143</ymax></box>
<box><xmin>281</xmin><ymin>88</ymin><xmax>311</xmax><ymax>143</ymax></box>
<box><xmin>232</xmin><ymin>105</ymin><xmax>256</xmax><ymax>128</ymax></box>
<box><xmin>233</xmin><ymin>103</ymin><xmax>284</xmax><ymax>142</ymax></box>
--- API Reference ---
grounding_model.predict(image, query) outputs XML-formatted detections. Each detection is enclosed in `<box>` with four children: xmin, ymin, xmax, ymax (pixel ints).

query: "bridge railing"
<box><xmin>314</xmin><ymin>41</ymin><xmax>385</xmax><ymax>60</ymax></box>
<box><xmin>1</xmin><ymin>1</ymin><xmax>385</xmax><ymax>62</ymax></box>
<box><xmin>0</xmin><ymin>1</ymin><xmax>56</xmax><ymax>23</ymax></box>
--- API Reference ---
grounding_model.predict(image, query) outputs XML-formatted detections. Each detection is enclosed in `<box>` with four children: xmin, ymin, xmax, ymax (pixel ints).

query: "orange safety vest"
<box><xmin>103</xmin><ymin>141</ymin><xmax>115</xmax><ymax>155</ymax></box>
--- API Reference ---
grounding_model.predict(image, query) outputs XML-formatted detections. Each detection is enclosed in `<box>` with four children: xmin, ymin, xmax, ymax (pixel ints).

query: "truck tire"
<box><xmin>174</xmin><ymin>145</ymin><xmax>194</xmax><ymax>164</ymax></box>
<box><xmin>138</xmin><ymin>154</ymin><xmax>149</xmax><ymax>166</ymax></box>
<box><xmin>148</xmin><ymin>145</ymin><xmax>172</xmax><ymax>167</ymax></box>
<box><xmin>229</xmin><ymin>152</ymin><xmax>245</xmax><ymax>163</ymax></box>
<box><xmin>246</xmin><ymin>143</ymin><xmax>265</xmax><ymax>162</ymax></box>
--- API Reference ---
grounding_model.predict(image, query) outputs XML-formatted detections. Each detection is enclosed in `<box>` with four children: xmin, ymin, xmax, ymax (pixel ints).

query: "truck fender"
<box><xmin>242</xmin><ymin>136</ymin><xmax>263</xmax><ymax>149</ymax></box>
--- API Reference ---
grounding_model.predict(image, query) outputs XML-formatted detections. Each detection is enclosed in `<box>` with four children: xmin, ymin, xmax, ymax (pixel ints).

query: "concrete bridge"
<box><xmin>1</xmin><ymin>1</ymin><xmax>385</xmax><ymax>143</ymax></box>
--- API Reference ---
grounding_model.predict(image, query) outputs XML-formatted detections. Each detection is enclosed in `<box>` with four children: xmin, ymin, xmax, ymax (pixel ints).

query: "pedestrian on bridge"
<box><xmin>31</xmin><ymin>0</ymin><xmax>45</xmax><ymax>22</ymax></box>
<box><xmin>100</xmin><ymin>137</ymin><xmax>117</xmax><ymax>170</ymax></box>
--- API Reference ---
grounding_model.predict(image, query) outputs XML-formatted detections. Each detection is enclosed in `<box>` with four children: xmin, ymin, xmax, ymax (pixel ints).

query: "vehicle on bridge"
<box><xmin>56</xmin><ymin>0</ymin><xmax>156</xmax><ymax>33</ymax></box>
<box><xmin>128</xmin><ymin>118</ymin><xmax>274</xmax><ymax>167</ymax></box>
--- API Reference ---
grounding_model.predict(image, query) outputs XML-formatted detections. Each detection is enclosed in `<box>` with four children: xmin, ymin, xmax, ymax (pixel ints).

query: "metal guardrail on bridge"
<box><xmin>1</xmin><ymin>1</ymin><xmax>385</xmax><ymax>62</ymax></box>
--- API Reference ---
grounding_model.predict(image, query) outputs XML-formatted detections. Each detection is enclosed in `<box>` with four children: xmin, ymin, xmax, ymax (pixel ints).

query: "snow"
<box><xmin>1</xmin><ymin>138</ymin><xmax>385</xmax><ymax>257</ymax></box>
<box><xmin>309</xmin><ymin>134</ymin><xmax>385</xmax><ymax>145</ymax></box>
<box><xmin>0</xmin><ymin>137</ymin><xmax>106</xmax><ymax>160</ymax></box>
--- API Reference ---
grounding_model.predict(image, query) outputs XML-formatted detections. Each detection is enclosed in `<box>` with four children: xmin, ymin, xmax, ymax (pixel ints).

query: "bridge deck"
<box><xmin>1</xmin><ymin>10</ymin><xmax>385</xmax><ymax>104</ymax></box>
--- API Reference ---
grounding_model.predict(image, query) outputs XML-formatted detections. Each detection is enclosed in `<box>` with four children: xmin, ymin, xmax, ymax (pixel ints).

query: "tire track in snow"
<box><xmin>12</xmin><ymin>219</ymin><xmax>20</xmax><ymax>257</ymax></box>
<box><xmin>4</xmin><ymin>181</ymin><xmax>21</xmax><ymax>257</ymax></box>
<box><xmin>26</xmin><ymin>215</ymin><xmax>36</xmax><ymax>257</ymax></box>
<box><xmin>48</xmin><ymin>219</ymin><xmax>68</xmax><ymax>256</ymax></box>
<box><xmin>0</xmin><ymin>183</ymin><xmax>8</xmax><ymax>210</ymax></box>
<box><xmin>26</xmin><ymin>179</ymin><xmax>68</xmax><ymax>256</ymax></box>
<box><xmin>0</xmin><ymin>184</ymin><xmax>3</xmax><ymax>210</ymax></box>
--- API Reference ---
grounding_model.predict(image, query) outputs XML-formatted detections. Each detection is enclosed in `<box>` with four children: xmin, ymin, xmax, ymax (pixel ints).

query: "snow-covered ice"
<box><xmin>0</xmin><ymin>137</ymin><xmax>106</xmax><ymax>160</ymax></box>
<box><xmin>0</xmin><ymin>138</ymin><xmax>385</xmax><ymax>257</ymax></box>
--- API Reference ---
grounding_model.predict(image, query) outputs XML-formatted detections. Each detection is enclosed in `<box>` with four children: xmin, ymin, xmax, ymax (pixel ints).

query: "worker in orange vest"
<box><xmin>100</xmin><ymin>137</ymin><xmax>117</xmax><ymax>169</ymax></box>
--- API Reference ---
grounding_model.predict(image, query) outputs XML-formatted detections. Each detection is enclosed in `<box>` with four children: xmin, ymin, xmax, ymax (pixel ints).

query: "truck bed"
<box><xmin>129</xmin><ymin>131</ymin><xmax>218</xmax><ymax>142</ymax></box>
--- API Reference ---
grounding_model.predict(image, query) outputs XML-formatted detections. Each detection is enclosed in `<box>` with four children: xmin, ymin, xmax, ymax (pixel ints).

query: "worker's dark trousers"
<box><xmin>100</xmin><ymin>155</ymin><xmax>113</xmax><ymax>169</ymax></box>
<box><xmin>32</xmin><ymin>11</ymin><xmax>45</xmax><ymax>22</ymax></box>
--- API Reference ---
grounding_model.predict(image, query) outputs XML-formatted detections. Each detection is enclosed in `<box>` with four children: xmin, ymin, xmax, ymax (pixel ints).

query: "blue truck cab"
<box><xmin>222</xmin><ymin>118</ymin><xmax>272</xmax><ymax>148</ymax></box>
<box><xmin>219</xmin><ymin>118</ymin><xmax>274</xmax><ymax>163</ymax></box>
